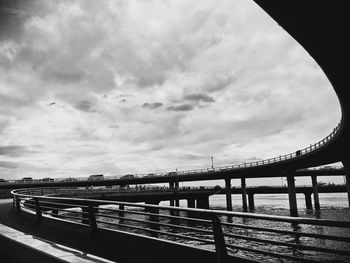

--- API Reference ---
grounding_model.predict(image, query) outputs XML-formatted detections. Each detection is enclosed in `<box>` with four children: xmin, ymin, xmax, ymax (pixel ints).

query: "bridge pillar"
<box><xmin>304</xmin><ymin>193</ymin><xmax>312</xmax><ymax>209</ymax></box>
<box><xmin>196</xmin><ymin>196</ymin><xmax>209</xmax><ymax>209</ymax></box>
<box><xmin>169</xmin><ymin>181</ymin><xmax>175</xmax><ymax>208</ymax></box>
<box><xmin>311</xmin><ymin>175</ymin><xmax>320</xmax><ymax>210</ymax></box>
<box><xmin>241</xmin><ymin>178</ymin><xmax>248</xmax><ymax>212</ymax></box>
<box><xmin>286</xmin><ymin>171</ymin><xmax>298</xmax><ymax>217</ymax></box>
<box><xmin>174</xmin><ymin>181</ymin><xmax>180</xmax><ymax>207</ymax></box>
<box><xmin>343</xmin><ymin>160</ymin><xmax>350</xmax><ymax>207</ymax></box>
<box><xmin>225</xmin><ymin>178</ymin><xmax>232</xmax><ymax>211</ymax></box>
<box><xmin>248</xmin><ymin>193</ymin><xmax>255</xmax><ymax>210</ymax></box>
<box><xmin>187</xmin><ymin>198</ymin><xmax>196</xmax><ymax>208</ymax></box>
<box><xmin>346</xmin><ymin>174</ymin><xmax>350</xmax><ymax>208</ymax></box>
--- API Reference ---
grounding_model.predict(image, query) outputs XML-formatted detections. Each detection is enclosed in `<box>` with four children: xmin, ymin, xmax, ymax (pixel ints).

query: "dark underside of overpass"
<box><xmin>253</xmin><ymin>1</ymin><xmax>350</xmax><ymax>166</ymax></box>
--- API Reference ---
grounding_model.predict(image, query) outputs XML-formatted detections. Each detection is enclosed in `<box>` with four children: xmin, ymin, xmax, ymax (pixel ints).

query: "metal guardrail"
<box><xmin>11</xmin><ymin>187</ymin><xmax>350</xmax><ymax>263</ymax></box>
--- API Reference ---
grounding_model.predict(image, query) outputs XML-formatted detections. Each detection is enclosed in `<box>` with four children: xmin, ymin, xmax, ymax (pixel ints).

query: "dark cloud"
<box><xmin>49</xmin><ymin>70</ymin><xmax>85</xmax><ymax>84</ymax></box>
<box><xmin>0</xmin><ymin>145</ymin><xmax>26</xmax><ymax>156</ymax></box>
<box><xmin>143</xmin><ymin>102</ymin><xmax>163</xmax><ymax>109</ymax></box>
<box><xmin>181</xmin><ymin>153</ymin><xmax>206</xmax><ymax>160</ymax></box>
<box><xmin>74</xmin><ymin>100</ymin><xmax>96</xmax><ymax>112</ymax></box>
<box><xmin>203</xmin><ymin>74</ymin><xmax>237</xmax><ymax>92</ymax></box>
<box><xmin>0</xmin><ymin>0</ymin><xmax>25</xmax><ymax>40</ymax></box>
<box><xmin>109</xmin><ymin>124</ymin><xmax>120</xmax><ymax>129</ymax></box>
<box><xmin>136</xmin><ymin>73</ymin><xmax>166</xmax><ymax>88</ymax></box>
<box><xmin>184</xmin><ymin>93</ymin><xmax>215</xmax><ymax>103</ymax></box>
<box><xmin>167</xmin><ymin>104</ymin><xmax>194</xmax><ymax>112</ymax></box>
<box><xmin>0</xmin><ymin>119</ymin><xmax>10</xmax><ymax>134</ymax></box>
<box><xmin>0</xmin><ymin>160</ymin><xmax>18</xmax><ymax>169</ymax></box>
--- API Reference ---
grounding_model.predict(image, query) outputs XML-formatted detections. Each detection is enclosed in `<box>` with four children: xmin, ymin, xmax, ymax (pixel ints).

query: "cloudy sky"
<box><xmin>0</xmin><ymin>0</ymin><xmax>342</xmax><ymax>184</ymax></box>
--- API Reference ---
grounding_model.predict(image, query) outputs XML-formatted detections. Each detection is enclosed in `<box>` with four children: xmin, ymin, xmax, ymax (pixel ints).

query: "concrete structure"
<box><xmin>0</xmin><ymin>168</ymin><xmax>347</xmax><ymax>216</ymax></box>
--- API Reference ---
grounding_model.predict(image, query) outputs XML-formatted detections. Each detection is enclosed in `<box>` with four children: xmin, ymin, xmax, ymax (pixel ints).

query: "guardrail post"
<box><xmin>15</xmin><ymin>196</ymin><xmax>21</xmax><ymax>212</ymax></box>
<box><xmin>88</xmin><ymin>204</ymin><xmax>97</xmax><ymax>233</ymax></box>
<box><xmin>210</xmin><ymin>214</ymin><xmax>228</xmax><ymax>263</ymax></box>
<box><xmin>35</xmin><ymin>198</ymin><xmax>42</xmax><ymax>222</ymax></box>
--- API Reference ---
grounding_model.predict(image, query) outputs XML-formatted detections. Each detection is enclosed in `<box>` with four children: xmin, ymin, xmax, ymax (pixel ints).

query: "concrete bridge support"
<box><xmin>225</xmin><ymin>178</ymin><xmax>232</xmax><ymax>211</ymax></box>
<box><xmin>248</xmin><ymin>194</ymin><xmax>255</xmax><ymax>210</ymax></box>
<box><xmin>304</xmin><ymin>193</ymin><xmax>312</xmax><ymax>209</ymax></box>
<box><xmin>241</xmin><ymin>178</ymin><xmax>248</xmax><ymax>212</ymax></box>
<box><xmin>343</xmin><ymin>160</ymin><xmax>350</xmax><ymax>207</ymax></box>
<box><xmin>311</xmin><ymin>175</ymin><xmax>320</xmax><ymax>210</ymax></box>
<box><xmin>187</xmin><ymin>198</ymin><xmax>196</xmax><ymax>208</ymax></box>
<box><xmin>196</xmin><ymin>196</ymin><xmax>210</xmax><ymax>209</ymax></box>
<box><xmin>169</xmin><ymin>181</ymin><xmax>175</xmax><ymax>208</ymax></box>
<box><xmin>174</xmin><ymin>181</ymin><xmax>180</xmax><ymax>207</ymax></box>
<box><xmin>286</xmin><ymin>171</ymin><xmax>298</xmax><ymax>217</ymax></box>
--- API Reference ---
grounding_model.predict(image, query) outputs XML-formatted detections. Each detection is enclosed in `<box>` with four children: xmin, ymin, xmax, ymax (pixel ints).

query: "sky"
<box><xmin>0</xmin><ymin>0</ymin><xmax>343</xmax><ymax>185</ymax></box>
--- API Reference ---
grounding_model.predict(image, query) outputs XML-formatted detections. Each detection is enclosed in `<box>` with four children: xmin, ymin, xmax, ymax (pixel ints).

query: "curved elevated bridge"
<box><xmin>1</xmin><ymin>167</ymin><xmax>347</xmax><ymax>215</ymax></box>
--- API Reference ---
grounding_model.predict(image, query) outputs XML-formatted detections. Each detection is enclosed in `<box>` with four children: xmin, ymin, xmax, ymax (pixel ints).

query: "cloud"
<box><xmin>143</xmin><ymin>102</ymin><xmax>163</xmax><ymax>109</ymax></box>
<box><xmin>0</xmin><ymin>0</ymin><xmax>341</xmax><ymax>182</ymax></box>
<box><xmin>0</xmin><ymin>145</ymin><xmax>26</xmax><ymax>156</ymax></box>
<box><xmin>0</xmin><ymin>160</ymin><xmax>18</xmax><ymax>169</ymax></box>
<box><xmin>202</xmin><ymin>74</ymin><xmax>237</xmax><ymax>92</ymax></box>
<box><xmin>0</xmin><ymin>118</ymin><xmax>10</xmax><ymax>134</ymax></box>
<box><xmin>167</xmin><ymin>104</ymin><xmax>194</xmax><ymax>112</ymax></box>
<box><xmin>0</xmin><ymin>0</ymin><xmax>29</xmax><ymax>41</ymax></box>
<box><xmin>184</xmin><ymin>93</ymin><xmax>215</xmax><ymax>103</ymax></box>
<box><xmin>74</xmin><ymin>100</ymin><xmax>96</xmax><ymax>112</ymax></box>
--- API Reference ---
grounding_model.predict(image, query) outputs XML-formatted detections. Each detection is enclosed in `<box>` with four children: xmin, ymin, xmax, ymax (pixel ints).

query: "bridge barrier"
<box><xmin>0</xmin><ymin>121</ymin><xmax>343</xmax><ymax>186</ymax></box>
<box><xmin>11</xmin><ymin>187</ymin><xmax>350</xmax><ymax>263</ymax></box>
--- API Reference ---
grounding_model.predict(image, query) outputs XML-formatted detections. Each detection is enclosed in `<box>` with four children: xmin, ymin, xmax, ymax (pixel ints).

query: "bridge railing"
<box><xmin>174</xmin><ymin>121</ymin><xmax>343</xmax><ymax>176</ymax></box>
<box><xmin>11</xmin><ymin>187</ymin><xmax>350</xmax><ymax>263</ymax></box>
<box><xmin>0</xmin><ymin>121</ymin><xmax>342</xmax><ymax>185</ymax></box>
<box><xmin>30</xmin><ymin>186</ymin><xmax>219</xmax><ymax>196</ymax></box>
